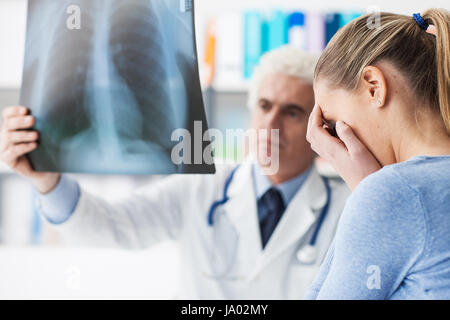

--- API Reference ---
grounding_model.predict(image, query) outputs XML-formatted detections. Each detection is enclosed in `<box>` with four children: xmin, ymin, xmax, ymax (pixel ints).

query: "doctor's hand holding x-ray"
<box><xmin>0</xmin><ymin>109</ymin><xmax>61</xmax><ymax>194</ymax></box>
<box><xmin>1</xmin><ymin>46</ymin><xmax>373</xmax><ymax>299</ymax></box>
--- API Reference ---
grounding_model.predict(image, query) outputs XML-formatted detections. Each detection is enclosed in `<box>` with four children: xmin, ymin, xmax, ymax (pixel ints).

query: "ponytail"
<box><xmin>423</xmin><ymin>9</ymin><xmax>450</xmax><ymax>135</ymax></box>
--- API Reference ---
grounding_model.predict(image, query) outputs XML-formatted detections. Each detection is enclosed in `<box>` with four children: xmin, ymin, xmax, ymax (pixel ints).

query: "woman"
<box><xmin>305</xmin><ymin>9</ymin><xmax>450</xmax><ymax>299</ymax></box>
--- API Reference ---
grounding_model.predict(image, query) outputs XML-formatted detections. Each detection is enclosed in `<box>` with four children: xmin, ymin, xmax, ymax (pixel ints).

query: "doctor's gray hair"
<box><xmin>247</xmin><ymin>46</ymin><xmax>319</xmax><ymax>110</ymax></box>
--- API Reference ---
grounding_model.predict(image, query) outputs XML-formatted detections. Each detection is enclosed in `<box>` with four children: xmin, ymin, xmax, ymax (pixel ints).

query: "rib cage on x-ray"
<box><xmin>108</xmin><ymin>0</ymin><xmax>176</xmax><ymax>153</ymax></box>
<box><xmin>20</xmin><ymin>0</ymin><xmax>214</xmax><ymax>174</ymax></box>
<box><xmin>20</xmin><ymin>0</ymin><xmax>96</xmax><ymax>169</ymax></box>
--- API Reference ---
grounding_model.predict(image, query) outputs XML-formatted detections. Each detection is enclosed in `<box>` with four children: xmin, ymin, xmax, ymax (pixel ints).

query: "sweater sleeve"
<box><xmin>303</xmin><ymin>239</ymin><xmax>335</xmax><ymax>299</ymax></box>
<box><xmin>312</xmin><ymin>168</ymin><xmax>428</xmax><ymax>300</ymax></box>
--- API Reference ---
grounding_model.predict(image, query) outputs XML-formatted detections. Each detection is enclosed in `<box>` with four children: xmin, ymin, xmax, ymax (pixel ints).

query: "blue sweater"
<box><xmin>305</xmin><ymin>155</ymin><xmax>450</xmax><ymax>300</ymax></box>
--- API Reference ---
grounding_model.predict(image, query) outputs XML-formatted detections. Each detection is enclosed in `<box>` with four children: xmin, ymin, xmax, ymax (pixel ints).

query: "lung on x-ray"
<box><xmin>20</xmin><ymin>0</ymin><xmax>215</xmax><ymax>174</ymax></box>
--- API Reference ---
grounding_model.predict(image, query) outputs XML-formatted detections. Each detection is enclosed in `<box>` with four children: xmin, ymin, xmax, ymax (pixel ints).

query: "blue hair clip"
<box><xmin>413</xmin><ymin>13</ymin><xmax>429</xmax><ymax>30</ymax></box>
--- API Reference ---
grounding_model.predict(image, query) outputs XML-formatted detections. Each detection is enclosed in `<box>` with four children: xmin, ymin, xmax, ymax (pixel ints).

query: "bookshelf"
<box><xmin>195</xmin><ymin>0</ymin><xmax>449</xmax><ymax>92</ymax></box>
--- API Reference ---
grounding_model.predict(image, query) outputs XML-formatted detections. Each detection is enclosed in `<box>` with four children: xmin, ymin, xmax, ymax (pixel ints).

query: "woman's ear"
<box><xmin>361</xmin><ymin>66</ymin><xmax>387</xmax><ymax>108</ymax></box>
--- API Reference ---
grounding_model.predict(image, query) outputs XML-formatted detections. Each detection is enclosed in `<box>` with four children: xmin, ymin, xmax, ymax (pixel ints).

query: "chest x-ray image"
<box><xmin>20</xmin><ymin>0</ymin><xmax>215</xmax><ymax>174</ymax></box>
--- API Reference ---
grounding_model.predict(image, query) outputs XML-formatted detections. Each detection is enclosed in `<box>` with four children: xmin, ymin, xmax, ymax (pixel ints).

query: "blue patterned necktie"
<box><xmin>257</xmin><ymin>187</ymin><xmax>286</xmax><ymax>249</ymax></box>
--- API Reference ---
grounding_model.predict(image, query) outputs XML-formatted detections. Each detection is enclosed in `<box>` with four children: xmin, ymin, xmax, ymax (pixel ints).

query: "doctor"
<box><xmin>0</xmin><ymin>46</ymin><xmax>349</xmax><ymax>299</ymax></box>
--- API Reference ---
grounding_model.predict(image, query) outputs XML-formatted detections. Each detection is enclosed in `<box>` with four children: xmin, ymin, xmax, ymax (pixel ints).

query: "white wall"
<box><xmin>0</xmin><ymin>0</ymin><xmax>26</xmax><ymax>88</ymax></box>
<box><xmin>0</xmin><ymin>243</ymin><xmax>180</xmax><ymax>299</ymax></box>
<box><xmin>195</xmin><ymin>0</ymin><xmax>449</xmax><ymax>13</ymax></box>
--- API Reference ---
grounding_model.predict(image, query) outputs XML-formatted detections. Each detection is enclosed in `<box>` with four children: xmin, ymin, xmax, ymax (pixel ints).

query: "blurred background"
<box><xmin>0</xmin><ymin>0</ymin><xmax>448</xmax><ymax>299</ymax></box>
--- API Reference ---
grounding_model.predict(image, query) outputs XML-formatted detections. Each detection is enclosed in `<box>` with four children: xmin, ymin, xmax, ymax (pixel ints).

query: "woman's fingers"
<box><xmin>307</xmin><ymin>104</ymin><xmax>347</xmax><ymax>160</ymax></box>
<box><xmin>306</xmin><ymin>105</ymin><xmax>382</xmax><ymax>190</ymax></box>
<box><xmin>307</xmin><ymin>104</ymin><xmax>324</xmax><ymax>144</ymax></box>
<box><xmin>308</xmin><ymin>104</ymin><xmax>323</xmax><ymax>131</ymax></box>
<box><xmin>335</xmin><ymin>121</ymin><xmax>367</xmax><ymax>156</ymax></box>
<box><xmin>308</xmin><ymin>104</ymin><xmax>337</xmax><ymax>142</ymax></box>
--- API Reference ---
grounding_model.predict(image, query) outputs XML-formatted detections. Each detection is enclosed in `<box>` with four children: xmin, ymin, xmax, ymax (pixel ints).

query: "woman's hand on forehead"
<box><xmin>307</xmin><ymin>104</ymin><xmax>382</xmax><ymax>190</ymax></box>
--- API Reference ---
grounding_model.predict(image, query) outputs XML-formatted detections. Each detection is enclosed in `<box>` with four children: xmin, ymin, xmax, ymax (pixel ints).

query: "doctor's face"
<box><xmin>251</xmin><ymin>73</ymin><xmax>316</xmax><ymax>183</ymax></box>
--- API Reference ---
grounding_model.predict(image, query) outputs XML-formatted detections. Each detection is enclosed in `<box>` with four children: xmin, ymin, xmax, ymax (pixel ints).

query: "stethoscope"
<box><xmin>207</xmin><ymin>165</ymin><xmax>332</xmax><ymax>265</ymax></box>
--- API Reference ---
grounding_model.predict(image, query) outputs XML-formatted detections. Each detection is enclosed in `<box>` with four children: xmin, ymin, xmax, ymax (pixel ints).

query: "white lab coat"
<box><xmin>51</xmin><ymin>161</ymin><xmax>350</xmax><ymax>299</ymax></box>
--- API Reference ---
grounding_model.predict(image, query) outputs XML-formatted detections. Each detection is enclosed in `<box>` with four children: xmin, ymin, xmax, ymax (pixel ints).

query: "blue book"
<box><xmin>244</xmin><ymin>11</ymin><xmax>266</xmax><ymax>79</ymax></box>
<box><xmin>325</xmin><ymin>13</ymin><xmax>340</xmax><ymax>44</ymax></box>
<box><xmin>339</xmin><ymin>12</ymin><xmax>363</xmax><ymax>27</ymax></box>
<box><xmin>288</xmin><ymin>12</ymin><xmax>307</xmax><ymax>50</ymax></box>
<box><xmin>268</xmin><ymin>10</ymin><xmax>288</xmax><ymax>51</ymax></box>
<box><xmin>289</xmin><ymin>12</ymin><xmax>305</xmax><ymax>29</ymax></box>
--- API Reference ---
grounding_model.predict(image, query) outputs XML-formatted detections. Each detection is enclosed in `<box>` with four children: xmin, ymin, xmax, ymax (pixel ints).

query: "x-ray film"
<box><xmin>20</xmin><ymin>0</ymin><xmax>215</xmax><ymax>174</ymax></box>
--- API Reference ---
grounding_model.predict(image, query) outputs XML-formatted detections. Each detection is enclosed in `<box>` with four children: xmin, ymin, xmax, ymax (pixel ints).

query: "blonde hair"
<box><xmin>248</xmin><ymin>46</ymin><xmax>319</xmax><ymax>110</ymax></box>
<box><xmin>315</xmin><ymin>8</ymin><xmax>450</xmax><ymax>134</ymax></box>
